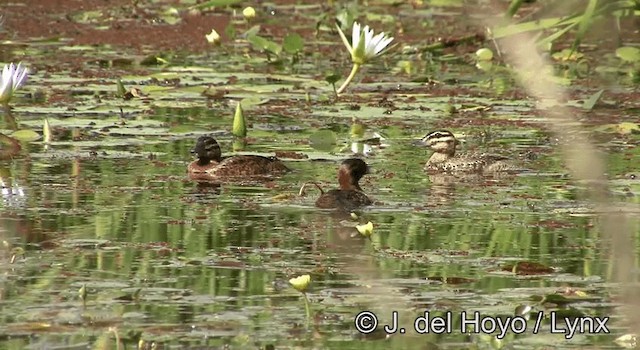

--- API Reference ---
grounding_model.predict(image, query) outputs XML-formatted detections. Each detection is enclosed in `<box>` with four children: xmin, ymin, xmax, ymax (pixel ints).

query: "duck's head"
<box><xmin>419</xmin><ymin>130</ymin><xmax>459</xmax><ymax>156</ymax></box>
<box><xmin>191</xmin><ymin>135</ymin><xmax>222</xmax><ymax>163</ymax></box>
<box><xmin>338</xmin><ymin>158</ymin><xmax>370</xmax><ymax>190</ymax></box>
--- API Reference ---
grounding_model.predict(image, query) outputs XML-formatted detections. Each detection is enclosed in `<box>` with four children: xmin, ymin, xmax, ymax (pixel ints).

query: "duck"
<box><xmin>419</xmin><ymin>130</ymin><xmax>515</xmax><ymax>174</ymax></box>
<box><xmin>187</xmin><ymin>135</ymin><xmax>289</xmax><ymax>177</ymax></box>
<box><xmin>301</xmin><ymin>158</ymin><xmax>372</xmax><ymax>210</ymax></box>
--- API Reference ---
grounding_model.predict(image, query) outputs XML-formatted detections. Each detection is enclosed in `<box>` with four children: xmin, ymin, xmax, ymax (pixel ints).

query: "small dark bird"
<box><xmin>187</xmin><ymin>135</ymin><xmax>289</xmax><ymax>177</ymax></box>
<box><xmin>303</xmin><ymin>158</ymin><xmax>372</xmax><ymax>210</ymax></box>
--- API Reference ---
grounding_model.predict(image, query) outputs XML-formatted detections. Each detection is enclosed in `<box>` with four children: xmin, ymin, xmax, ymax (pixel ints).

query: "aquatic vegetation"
<box><xmin>289</xmin><ymin>274</ymin><xmax>312</xmax><ymax>325</ymax></box>
<box><xmin>498</xmin><ymin>0</ymin><xmax>638</xmax><ymax>52</ymax></box>
<box><xmin>335</xmin><ymin>22</ymin><xmax>394</xmax><ymax>94</ymax></box>
<box><xmin>356</xmin><ymin>221</ymin><xmax>374</xmax><ymax>237</ymax></box>
<box><xmin>0</xmin><ymin>62</ymin><xmax>28</xmax><ymax>106</ymax></box>
<box><xmin>289</xmin><ymin>274</ymin><xmax>311</xmax><ymax>293</ymax></box>
<box><xmin>205</xmin><ymin>28</ymin><xmax>221</xmax><ymax>46</ymax></box>
<box><xmin>0</xmin><ymin>1</ymin><xmax>638</xmax><ymax>349</ymax></box>
<box><xmin>232</xmin><ymin>101</ymin><xmax>247</xmax><ymax>138</ymax></box>
<box><xmin>242</xmin><ymin>6</ymin><xmax>256</xmax><ymax>21</ymax></box>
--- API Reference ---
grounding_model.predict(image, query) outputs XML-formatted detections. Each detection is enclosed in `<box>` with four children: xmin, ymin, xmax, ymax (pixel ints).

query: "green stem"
<box><xmin>303</xmin><ymin>292</ymin><xmax>311</xmax><ymax>327</ymax></box>
<box><xmin>336</xmin><ymin>63</ymin><xmax>361</xmax><ymax>95</ymax></box>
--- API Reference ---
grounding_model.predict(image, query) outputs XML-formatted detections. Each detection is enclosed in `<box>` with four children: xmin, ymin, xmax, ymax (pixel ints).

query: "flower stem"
<box><xmin>336</xmin><ymin>63</ymin><xmax>361</xmax><ymax>95</ymax></box>
<box><xmin>303</xmin><ymin>292</ymin><xmax>311</xmax><ymax>327</ymax></box>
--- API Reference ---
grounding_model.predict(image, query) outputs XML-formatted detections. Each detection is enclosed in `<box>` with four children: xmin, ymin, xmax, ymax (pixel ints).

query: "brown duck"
<box><xmin>188</xmin><ymin>135</ymin><xmax>289</xmax><ymax>177</ymax></box>
<box><xmin>419</xmin><ymin>130</ymin><xmax>515</xmax><ymax>174</ymax></box>
<box><xmin>304</xmin><ymin>158</ymin><xmax>372</xmax><ymax>210</ymax></box>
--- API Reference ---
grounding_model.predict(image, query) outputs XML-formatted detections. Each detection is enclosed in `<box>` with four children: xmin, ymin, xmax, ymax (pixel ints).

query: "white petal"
<box><xmin>352</xmin><ymin>22</ymin><xmax>361</xmax><ymax>49</ymax></box>
<box><xmin>375</xmin><ymin>36</ymin><xmax>393</xmax><ymax>55</ymax></box>
<box><xmin>363</xmin><ymin>26</ymin><xmax>376</xmax><ymax>57</ymax></box>
<box><xmin>2</xmin><ymin>64</ymin><xmax>10</xmax><ymax>79</ymax></box>
<box><xmin>13</xmin><ymin>63</ymin><xmax>28</xmax><ymax>90</ymax></box>
<box><xmin>369</xmin><ymin>32</ymin><xmax>385</xmax><ymax>54</ymax></box>
<box><xmin>0</xmin><ymin>72</ymin><xmax>12</xmax><ymax>99</ymax></box>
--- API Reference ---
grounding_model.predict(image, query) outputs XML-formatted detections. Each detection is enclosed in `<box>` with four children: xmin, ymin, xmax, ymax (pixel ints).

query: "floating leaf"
<box><xmin>192</xmin><ymin>0</ymin><xmax>243</xmax><ymax>10</ymax></box>
<box><xmin>613</xmin><ymin>122</ymin><xmax>639</xmax><ymax>134</ymax></box>
<box><xmin>11</xmin><ymin>129</ymin><xmax>41</xmax><ymax>142</ymax></box>
<box><xmin>582</xmin><ymin>89</ymin><xmax>604</xmax><ymax>110</ymax></box>
<box><xmin>615</xmin><ymin>46</ymin><xmax>640</xmax><ymax>63</ymax></box>
<box><xmin>247</xmin><ymin>35</ymin><xmax>282</xmax><ymax>55</ymax></box>
<box><xmin>309</xmin><ymin>130</ymin><xmax>337</xmax><ymax>152</ymax></box>
<box><xmin>283</xmin><ymin>33</ymin><xmax>304</xmax><ymax>54</ymax></box>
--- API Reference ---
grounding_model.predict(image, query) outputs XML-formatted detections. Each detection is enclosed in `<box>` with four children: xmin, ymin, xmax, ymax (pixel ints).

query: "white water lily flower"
<box><xmin>335</xmin><ymin>22</ymin><xmax>394</xmax><ymax>95</ymax></box>
<box><xmin>0</xmin><ymin>63</ymin><xmax>28</xmax><ymax>105</ymax></box>
<box><xmin>337</xmin><ymin>22</ymin><xmax>394</xmax><ymax>65</ymax></box>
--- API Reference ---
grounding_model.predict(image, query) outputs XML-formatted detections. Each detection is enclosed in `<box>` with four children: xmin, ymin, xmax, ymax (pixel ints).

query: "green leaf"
<box><xmin>283</xmin><ymin>33</ymin><xmax>304</xmax><ymax>54</ymax></box>
<box><xmin>475</xmin><ymin>48</ymin><xmax>494</xmax><ymax>61</ymax></box>
<box><xmin>247</xmin><ymin>35</ymin><xmax>282</xmax><ymax>56</ymax></box>
<box><xmin>116</xmin><ymin>79</ymin><xmax>126</xmax><ymax>98</ymax></box>
<box><xmin>11</xmin><ymin>129</ymin><xmax>41</xmax><ymax>142</ymax></box>
<box><xmin>243</xmin><ymin>25</ymin><xmax>261</xmax><ymax>38</ymax></box>
<box><xmin>571</xmin><ymin>0</ymin><xmax>598</xmax><ymax>52</ymax></box>
<box><xmin>582</xmin><ymin>89</ymin><xmax>604</xmax><ymax>110</ymax></box>
<box><xmin>325</xmin><ymin>73</ymin><xmax>341</xmax><ymax>84</ymax></box>
<box><xmin>309</xmin><ymin>130</ymin><xmax>337</xmax><ymax>152</ymax></box>
<box><xmin>224</xmin><ymin>23</ymin><xmax>236</xmax><ymax>40</ymax></box>
<box><xmin>616</xmin><ymin>46</ymin><xmax>640</xmax><ymax>62</ymax></box>
<box><xmin>505</xmin><ymin>0</ymin><xmax>525</xmax><ymax>18</ymax></box>
<box><xmin>192</xmin><ymin>0</ymin><xmax>242</xmax><ymax>10</ymax></box>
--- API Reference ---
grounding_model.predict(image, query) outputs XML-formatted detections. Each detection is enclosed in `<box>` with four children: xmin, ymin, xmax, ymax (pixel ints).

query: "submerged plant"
<box><xmin>289</xmin><ymin>274</ymin><xmax>312</xmax><ymax>325</ymax></box>
<box><xmin>205</xmin><ymin>29</ymin><xmax>221</xmax><ymax>46</ymax></box>
<box><xmin>0</xmin><ymin>62</ymin><xmax>28</xmax><ymax>106</ymax></box>
<box><xmin>335</xmin><ymin>22</ymin><xmax>394</xmax><ymax>94</ymax></box>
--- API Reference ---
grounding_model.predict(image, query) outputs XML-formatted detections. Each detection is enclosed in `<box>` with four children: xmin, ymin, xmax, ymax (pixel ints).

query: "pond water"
<box><xmin>1</xmin><ymin>1</ymin><xmax>639</xmax><ymax>349</ymax></box>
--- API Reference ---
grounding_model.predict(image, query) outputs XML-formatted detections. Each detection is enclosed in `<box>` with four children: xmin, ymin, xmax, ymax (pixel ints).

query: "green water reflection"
<box><xmin>1</xmin><ymin>126</ymin><xmax>635</xmax><ymax>348</ymax></box>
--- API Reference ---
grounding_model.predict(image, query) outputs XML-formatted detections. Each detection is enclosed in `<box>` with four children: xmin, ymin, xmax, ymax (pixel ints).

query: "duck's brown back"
<box><xmin>315</xmin><ymin>189</ymin><xmax>372</xmax><ymax>210</ymax></box>
<box><xmin>207</xmin><ymin>155</ymin><xmax>289</xmax><ymax>177</ymax></box>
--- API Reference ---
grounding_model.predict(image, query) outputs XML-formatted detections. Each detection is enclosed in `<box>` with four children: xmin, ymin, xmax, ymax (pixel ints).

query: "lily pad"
<box><xmin>615</xmin><ymin>46</ymin><xmax>640</xmax><ymax>62</ymax></box>
<box><xmin>309</xmin><ymin>129</ymin><xmax>338</xmax><ymax>152</ymax></box>
<box><xmin>10</xmin><ymin>129</ymin><xmax>41</xmax><ymax>142</ymax></box>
